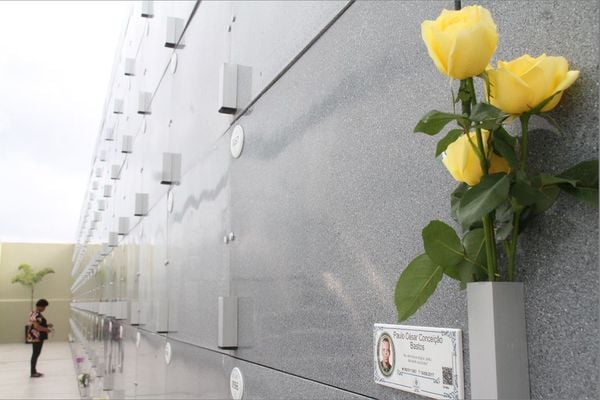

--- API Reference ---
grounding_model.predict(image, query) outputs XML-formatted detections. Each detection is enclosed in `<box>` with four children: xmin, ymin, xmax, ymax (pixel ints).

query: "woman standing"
<box><xmin>28</xmin><ymin>299</ymin><xmax>53</xmax><ymax>378</ymax></box>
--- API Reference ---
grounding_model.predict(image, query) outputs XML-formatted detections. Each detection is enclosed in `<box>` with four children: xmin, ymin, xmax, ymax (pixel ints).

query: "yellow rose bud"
<box><xmin>487</xmin><ymin>54</ymin><xmax>580</xmax><ymax>115</ymax></box>
<box><xmin>442</xmin><ymin>130</ymin><xmax>510</xmax><ymax>186</ymax></box>
<box><xmin>421</xmin><ymin>5</ymin><xmax>498</xmax><ymax>80</ymax></box>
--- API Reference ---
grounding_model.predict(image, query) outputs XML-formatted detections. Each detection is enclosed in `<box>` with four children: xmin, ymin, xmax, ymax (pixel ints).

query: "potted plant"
<box><xmin>394</xmin><ymin>4</ymin><xmax>597</xmax><ymax>399</ymax></box>
<box><xmin>11</xmin><ymin>263</ymin><xmax>55</xmax><ymax>343</ymax></box>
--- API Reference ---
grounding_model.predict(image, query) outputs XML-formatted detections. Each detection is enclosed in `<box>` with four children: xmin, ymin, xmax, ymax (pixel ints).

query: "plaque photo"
<box><xmin>373</xmin><ymin>324</ymin><xmax>464</xmax><ymax>400</ymax></box>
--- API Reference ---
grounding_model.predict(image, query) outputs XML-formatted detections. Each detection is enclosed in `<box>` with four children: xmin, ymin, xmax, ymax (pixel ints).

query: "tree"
<box><xmin>11</xmin><ymin>264</ymin><xmax>55</xmax><ymax>310</ymax></box>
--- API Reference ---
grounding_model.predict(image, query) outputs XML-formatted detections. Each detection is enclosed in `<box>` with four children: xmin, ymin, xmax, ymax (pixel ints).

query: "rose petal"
<box><xmin>504</xmin><ymin>54</ymin><xmax>544</xmax><ymax>76</ymax></box>
<box><xmin>422</xmin><ymin>21</ymin><xmax>451</xmax><ymax>76</ymax></box>
<box><xmin>488</xmin><ymin>68</ymin><xmax>532</xmax><ymax>115</ymax></box>
<box><xmin>448</xmin><ymin>23</ymin><xmax>497</xmax><ymax>79</ymax></box>
<box><xmin>555</xmin><ymin>70</ymin><xmax>580</xmax><ymax>92</ymax></box>
<box><xmin>521</xmin><ymin>60</ymin><xmax>553</xmax><ymax>108</ymax></box>
<box><xmin>541</xmin><ymin>70</ymin><xmax>579</xmax><ymax>112</ymax></box>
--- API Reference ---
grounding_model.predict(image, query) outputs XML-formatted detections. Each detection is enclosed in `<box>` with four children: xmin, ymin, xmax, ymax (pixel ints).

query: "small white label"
<box><xmin>136</xmin><ymin>332</ymin><xmax>141</xmax><ymax>348</ymax></box>
<box><xmin>230</xmin><ymin>367</ymin><xmax>244</xmax><ymax>400</ymax></box>
<box><xmin>119</xmin><ymin>325</ymin><xmax>124</xmax><ymax>340</ymax></box>
<box><xmin>230</xmin><ymin>125</ymin><xmax>244</xmax><ymax>159</ymax></box>
<box><xmin>374</xmin><ymin>324</ymin><xmax>463</xmax><ymax>400</ymax></box>
<box><xmin>164</xmin><ymin>342</ymin><xmax>172</xmax><ymax>365</ymax></box>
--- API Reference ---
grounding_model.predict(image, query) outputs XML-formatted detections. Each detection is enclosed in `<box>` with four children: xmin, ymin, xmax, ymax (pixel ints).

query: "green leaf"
<box><xmin>558</xmin><ymin>160</ymin><xmax>599</xmax><ymax>186</ymax></box>
<box><xmin>450</xmin><ymin>183</ymin><xmax>468</xmax><ymax>223</ymax></box>
<box><xmin>531</xmin><ymin>185</ymin><xmax>560</xmax><ymax>215</ymax></box>
<box><xmin>422</xmin><ymin>220</ymin><xmax>464</xmax><ymax>267</ymax></box>
<box><xmin>444</xmin><ymin>229</ymin><xmax>487</xmax><ymax>284</ymax></box>
<box><xmin>470</xmin><ymin>103</ymin><xmax>507</xmax><ymax>130</ymax></box>
<box><xmin>511</xmin><ymin>178</ymin><xmax>546</xmax><ymax>207</ymax></box>
<box><xmin>435</xmin><ymin>129</ymin><xmax>463</xmax><ymax>157</ymax></box>
<box><xmin>414</xmin><ymin>111</ymin><xmax>467</xmax><ymax>136</ymax></box>
<box><xmin>562</xmin><ymin>187</ymin><xmax>598</xmax><ymax>206</ymax></box>
<box><xmin>492</xmin><ymin>131</ymin><xmax>518</xmax><ymax>169</ymax></box>
<box><xmin>494</xmin><ymin>201</ymin><xmax>514</xmax><ymax>241</ymax></box>
<box><xmin>532</xmin><ymin>174</ymin><xmax>577</xmax><ymax>188</ymax></box>
<box><xmin>462</xmin><ymin>229</ymin><xmax>487</xmax><ymax>267</ymax></box>
<box><xmin>395</xmin><ymin>254</ymin><xmax>444</xmax><ymax>322</ymax></box>
<box><xmin>458</xmin><ymin>174</ymin><xmax>510</xmax><ymax>227</ymax></box>
<box><xmin>470</xmin><ymin>103</ymin><xmax>505</xmax><ymax>122</ymax></box>
<box><xmin>558</xmin><ymin>160</ymin><xmax>599</xmax><ymax>207</ymax></box>
<box><xmin>494</xmin><ymin>126</ymin><xmax>517</xmax><ymax>146</ymax></box>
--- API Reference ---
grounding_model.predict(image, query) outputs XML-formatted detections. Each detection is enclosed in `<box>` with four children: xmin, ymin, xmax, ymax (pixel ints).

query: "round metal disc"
<box><xmin>230</xmin><ymin>125</ymin><xmax>244</xmax><ymax>159</ymax></box>
<box><xmin>230</xmin><ymin>367</ymin><xmax>244</xmax><ymax>400</ymax></box>
<box><xmin>164</xmin><ymin>342</ymin><xmax>172</xmax><ymax>365</ymax></box>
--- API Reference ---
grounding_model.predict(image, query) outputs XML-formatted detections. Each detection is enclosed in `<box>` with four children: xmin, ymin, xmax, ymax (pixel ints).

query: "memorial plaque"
<box><xmin>374</xmin><ymin>324</ymin><xmax>463</xmax><ymax>400</ymax></box>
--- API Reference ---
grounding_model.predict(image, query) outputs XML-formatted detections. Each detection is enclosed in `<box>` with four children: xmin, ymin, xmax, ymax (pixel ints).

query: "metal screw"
<box><xmin>228</xmin><ymin>232</ymin><xmax>235</xmax><ymax>241</ymax></box>
<box><xmin>227</xmin><ymin>25</ymin><xmax>232</xmax><ymax>32</ymax></box>
<box><xmin>223</xmin><ymin>235</ymin><xmax>229</xmax><ymax>244</ymax></box>
<box><xmin>231</xmin><ymin>15</ymin><xmax>236</xmax><ymax>22</ymax></box>
<box><xmin>164</xmin><ymin>260</ymin><xmax>170</xmax><ymax>266</ymax></box>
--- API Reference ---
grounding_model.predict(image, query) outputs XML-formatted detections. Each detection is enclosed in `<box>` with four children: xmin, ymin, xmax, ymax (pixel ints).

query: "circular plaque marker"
<box><xmin>230</xmin><ymin>125</ymin><xmax>244</xmax><ymax>159</ymax></box>
<box><xmin>164</xmin><ymin>342</ymin><xmax>172</xmax><ymax>365</ymax></box>
<box><xmin>136</xmin><ymin>332</ymin><xmax>141</xmax><ymax>348</ymax></box>
<box><xmin>230</xmin><ymin>367</ymin><xmax>244</xmax><ymax>400</ymax></box>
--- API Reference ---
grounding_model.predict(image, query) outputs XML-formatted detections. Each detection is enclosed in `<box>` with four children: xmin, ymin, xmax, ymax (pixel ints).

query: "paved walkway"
<box><xmin>0</xmin><ymin>341</ymin><xmax>80</xmax><ymax>399</ymax></box>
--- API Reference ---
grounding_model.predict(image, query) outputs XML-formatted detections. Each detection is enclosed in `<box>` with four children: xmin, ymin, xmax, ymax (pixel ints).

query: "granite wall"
<box><xmin>69</xmin><ymin>1</ymin><xmax>598</xmax><ymax>399</ymax></box>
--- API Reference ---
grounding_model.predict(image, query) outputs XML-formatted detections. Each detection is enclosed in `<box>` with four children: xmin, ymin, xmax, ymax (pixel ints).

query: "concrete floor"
<box><xmin>0</xmin><ymin>341</ymin><xmax>80</xmax><ymax>399</ymax></box>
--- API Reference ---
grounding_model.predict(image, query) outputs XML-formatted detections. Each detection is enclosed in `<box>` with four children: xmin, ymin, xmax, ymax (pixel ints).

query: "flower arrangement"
<box><xmin>78</xmin><ymin>372</ymin><xmax>91</xmax><ymax>388</ymax></box>
<box><xmin>394</xmin><ymin>5</ymin><xmax>598</xmax><ymax>321</ymax></box>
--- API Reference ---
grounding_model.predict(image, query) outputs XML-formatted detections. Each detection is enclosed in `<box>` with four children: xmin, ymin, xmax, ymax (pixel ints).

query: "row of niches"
<box><xmin>71</xmin><ymin>146</ymin><xmax>183</xmax><ymax>288</ymax></box>
<box><xmin>71</xmin><ymin>7</ymin><xmax>249</xmax><ymax>280</ymax></box>
<box><xmin>70</xmin><ymin>1</ymin><xmax>199</xmax><ymax>273</ymax></box>
<box><xmin>72</xmin><ymin>0</ymin><xmax>355</xmax><ymax>278</ymax></box>
<box><xmin>69</xmin><ymin>309</ymin><xmax>128</xmax><ymax>394</ymax></box>
<box><xmin>69</xmin><ymin>311</ymin><xmax>247</xmax><ymax>399</ymax></box>
<box><xmin>74</xmin><ymin>0</ymin><xmax>315</xmax><ymax>281</ymax></box>
<box><xmin>70</xmin><ymin>212</ymin><xmax>237</xmax><ymax>345</ymax></box>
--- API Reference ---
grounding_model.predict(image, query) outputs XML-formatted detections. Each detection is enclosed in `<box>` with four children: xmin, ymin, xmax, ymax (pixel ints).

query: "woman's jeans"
<box><xmin>31</xmin><ymin>341</ymin><xmax>44</xmax><ymax>375</ymax></box>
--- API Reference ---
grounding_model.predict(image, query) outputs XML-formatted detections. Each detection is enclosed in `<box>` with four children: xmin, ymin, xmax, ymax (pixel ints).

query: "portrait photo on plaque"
<box><xmin>377</xmin><ymin>332</ymin><xmax>395</xmax><ymax>376</ymax></box>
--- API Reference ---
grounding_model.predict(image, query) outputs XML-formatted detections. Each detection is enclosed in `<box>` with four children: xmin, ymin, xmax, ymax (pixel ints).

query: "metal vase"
<box><xmin>467</xmin><ymin>282</ymin><xmax>530</xmax><ymax>400</ymax></box>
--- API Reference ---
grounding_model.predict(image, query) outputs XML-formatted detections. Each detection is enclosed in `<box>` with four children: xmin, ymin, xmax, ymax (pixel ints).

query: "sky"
<box><xmin>0</xmin><ymin>1</ymin><xmax>131</xmax><ymax>243</ymax></box>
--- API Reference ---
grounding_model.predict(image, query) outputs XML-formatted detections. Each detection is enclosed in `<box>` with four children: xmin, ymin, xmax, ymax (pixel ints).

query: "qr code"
<box><xmin>442</xmin><ymin>367</ymin><xmax>453</xmax><ymax>385</ymax></box>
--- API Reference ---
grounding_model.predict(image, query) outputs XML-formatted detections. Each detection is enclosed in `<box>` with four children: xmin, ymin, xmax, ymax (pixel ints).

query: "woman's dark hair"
<box><xmin>36</xmin><ymin>299</ymin><xmax>49</xmax><ymax>307</ymax></box>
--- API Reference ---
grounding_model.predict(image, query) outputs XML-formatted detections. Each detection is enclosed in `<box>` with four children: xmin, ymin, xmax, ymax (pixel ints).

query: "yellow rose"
<box><xmin>442</xmin><ymin>130</ymin><xmax>510</xmax><ymax>186</ymax></box>
<box><xmin>421</xmin><ymin>5</ymin><xmax>498</xmax><ymax>80</ymax></box>
<box><xmin>487</xmin><ymin>54</ymin><xmax>580</xmax><ymax>114</ymax></box>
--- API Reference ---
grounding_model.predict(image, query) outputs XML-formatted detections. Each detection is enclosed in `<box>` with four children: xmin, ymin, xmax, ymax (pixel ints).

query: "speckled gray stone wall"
<box><xmin>462</xmin><ymin>2</ymin><xmax>599</xmax><ymax>399</ymax></box>
<box><xmin>70</xmin><ymin>1</ymin><xmax>598</xmax><ymax>399</ymax></box>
